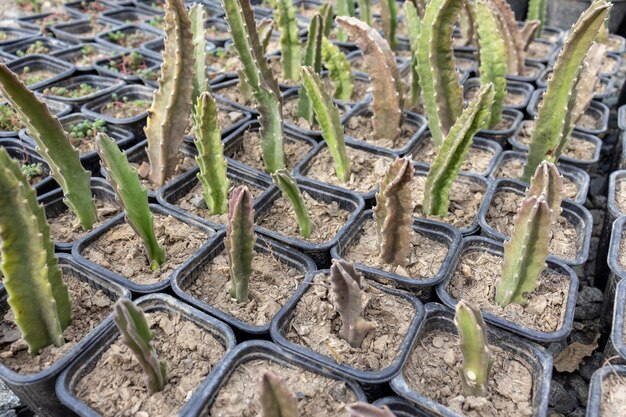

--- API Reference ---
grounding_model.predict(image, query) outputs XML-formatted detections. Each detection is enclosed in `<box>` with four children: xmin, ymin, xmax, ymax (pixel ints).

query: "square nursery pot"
<box><xmin>197</xmin><ymin>339</ymin><xmax>367</xmax><ymax>414</ymax></box>
<box><xmin>254</xmin><ymin>178</ymin><xmax>364</xmax><ymax>267</ymax></box>
<box><xmin>526</xmin><ymin>38</ymin><xmax>559</xmax><ymax>65</ymax></box>
<box><xmin>604</xmin><ymin>279</ymin><xmax>626</xmax><ymax>364</ymax></box>
<box><xmin>139</xmin><ymin>37</ymin><xmax>217</xmax><ymax>63</ymax></box>
<box><xmin>463</xmin><ymin>77</ymin><xmax>535</xmax><ymax>112</ymax></box>
<box><xmin>35</xmin><ymin>74</ymin><xmax>125</xmax><ymax>111</ymax></box>
<box><xmin>63</xmin><ymin>0</ymin><xmax>124</xmax><ymax>15</ymax></box>
<box><xmin>410</xmin><ymin>133</ymin><xmax>503</xmax><ymax>178</ymax></box>
<box><xmin>0</xmin><ymin>137</ymin><xmax>56</xmax><ymax>196</ymax></box>
<box><xmin>270</xmin><ymin>269</ymin><xmax>425</xmax><ymax>392</ymax></box>
<box><xmin>204</xmin><ymin>18</ymin><xmax>231</xmax><ymax>46</ymax></box>
<box><xmin>52</xmin><ymin>43</ymin><xmax>119</xmax><ymax>73</ymax></box>
<box><xmin>489</xmin><ymin>150</ymin><xmax>590</xmax><ymax>205</ymax></box>
<box><xmin>100</xmin><ymin>6</ymin><xmax>163</xmax><ymax>26</ymax></box>
<box><xmin>38</xmin><ymin>177</ymin><xmax>120</xmax><ymax>252</ymax></box>
<box><xmin>72</xmin><ymin>204</ymin><xmax>217</xmax><ymax>295</ymax></box>
<box><xmin>453</xmin><ymin>50</ymin><xmax>478</xmax><ymax>77</ymax></box>
<box><xmin>1</xmin><ymin>36</ymin><xmax>72</xmax><ymax>60</ymax></box>
<box><xmin>477</xmin><ymin>178</ymin><xmax>593</xmax><ymax>267</ymax></box>
<box><xmin>50</xmin><ymin>18</ymin><xmax>114</xmax><ymax>44</ymax></box>
<box><xmin>600</xmin><ymin>216</ymin><xmax>626</xmax><ymax>328</ymax></box>
<box><xmin>16</xmin><ymin>11</ymin><xmax>84</xmax><ymax>33</ymax></box>
<box><xmin>340</xmin><ymin>102</ymin><xmax>428</xmax><ymax>156</ymax></box>
<box><xmin>372</xmin><ymin>397</ymin><xmax>432</xmax><ymax>416</ymax></box>
<box><xmin>182</xmin><ymin>102</ymin><xmax>253</xmax><ymax>145</ymax></box>
<box><xmin>55</xmin><ymin>293</ymin><xmax>236</xmax><ymax>417</ymax></box>
<box><xmin>526</xmin><ymin>89</ymin><xmax>610</xmax><ymax>138</ymax></box>
<box><xmin>172</xmin><ymin>231</ymin><xmax>316</xmax><ymax>336</ymax></box>
<box><xmin>81</xmin><ymin>84</ymin><xmax>153</xmax><ymax>139</ymax></box>
<box><xmin>95</xmin><ymin>24</ymin><xmax>163</xmax><ymax>56</ymax></box>
<box><xmin>223</xmin><ymin>119</ymin><xmax>318</xmax><ymax>178</ymax></box>
<box><xmin>92</xmin><ymin>50</ymin><xmax>161</xmax><ymax>83</ymax></box>
<box><xmin>211</xmin><ymin>76</ymin><xmax>282</xmax><ymax>114</ymax></box>
<box><xmin>475</xmin><ymin>107</ymin><xmax>523</xmax><ymax>147</ymax></box>
<box><xmin>0</xmin><ymin>27</ymin><xmax>38</xmax><ymax>47</ymax></box>
<box><xmin>330</xmin><ymin>209</ymin><xmax>462</xmax><ymax>301</ymax></box>
<box><xmin>520</xmin><ymin>123</ymin><xmax>600</xmax><ymax>172</ymax></box>
<box><xmin>157</xmin><ymin>163</ymin><xmax>271</xmax><ymax>230</ymax></box>
<box><xmin>390</xmin><ymin>303</ymin><xmax>553</xmax><ymax>417</ymax></box>
<box><xmin>5</xmin><ymin>54</ymin><xmax>76</xmax><ymax>91</ymax></box>
<box><xmin>436</xmin><ymin>236</ymin><xmax>578</xmax><ymax>343</ymax></box>
<box><xmin>0</xmin><ymin>98</ymin><xmax>71</xmax><ymax>139</ymax></box>
<box><xmin>586</xmin><ymin>365</ymin><xmax>626</xmax><ymax>417</ymax></box>
<box><xmin>505</xmin><ymin>61</ymin><xmax>546</xmax><ymax>84</ymax></box>
<box><xmin>0</xmin><ymin>254</ymin><xmax>131</xmax><ymax>417</ymax></box>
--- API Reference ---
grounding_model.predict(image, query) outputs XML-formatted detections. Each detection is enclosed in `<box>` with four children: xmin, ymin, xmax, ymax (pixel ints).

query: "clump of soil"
<box><xmin>601</xmin><ymin>374</ymin><xmax>626</xmax><ymax>416</ymax></box>
<box><xmin>0</xmin><ymin>273</ymin><xmax>114</xmax><ymax>373</ymax></box>
<box><xmin>412</xmin><ymin>135</ymin><xmax>496</xmax><ymax>175</ymax></box>
<box><xmin>207</xmin><ymin>357</ymin><xmax>358</xmax><ymax>416</ymax></box>
<box><xmin>485</xmin><ymin>189</ymin><xmax>582</xmax><ymax>261</ymax></box>
<box><xmin>344</xmin><ymin>110</ymin><xmax>419</xmax><ymax>149</ymax></box>
<box><xmin>284</xmin><ymin>272</ymin><xmax>415</xmax><ymax>371</ymax></box>
<box><xmin>413</xmin><ymin>175</ymin><xmax>485</xmax><ymax>230</ymax></box>
<box><xmin>447</xmin><ymin>250</ymin><xmax>570</xmax><ymax>332</ymax></box>
<box><xmin>49</xmin><ymin>198</ymin><xmax>120</xmax><ymax>243</ymax></box>
<box><xmin>258</xmin><ymin>191</ymin><xmax>350</xmax><ymax>244</ymax></box>
<box><xmin>343</xmin><ymin>219</ymin><xmax>448</xmax><ymax>279</ymax></box>
<box><xmin>404</xmin><ymin>329</ymin><xmax>534</xmax><ymax>417</ymax></box>
<box><xmin>81</xmin><ymin>214</ymin><xmax>210</xmax><ymax>285</ymax></box>
<box><xmin>228</xmin><ymin>129</ymin><xmax>312</xmax><ymax>172</ymax></box>
<box><xmin>303</xmin><ymin>146</ymin><xmax>393</xmax><ymax>194</ymax></box>
<box><xmin>76</xmin><ymin>311</ymin><xmax>226</xmax><ymax>417</ymax></box>
<box><xmin>186</xmin><ymin>245</ymin><xmax>304</xmax><ymax>325</ymax></box>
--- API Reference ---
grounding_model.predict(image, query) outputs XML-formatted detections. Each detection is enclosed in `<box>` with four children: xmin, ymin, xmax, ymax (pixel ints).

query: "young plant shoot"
<box><xmin>527</xmin><ymin>0</ymin><xmax>547</xmax><ymax>34</ymax></box>
<box><xmin>297</xmin><ymin>14</ymin><xmax>324</xmax><ymax>123</ymax></box>
<box><xmin>226</xmin><ymin>186</ymin><xmax>256</xmax><ymax>303</ymax></box>
<box><xmin>272</xmin><ymin>0</ymin><xmax>301</xmax><ymax>81</ymax></box>
<box><xmin>321</xmin><ymin>38</ymin><xmax>354</xmax><ymax>101</ymax></box>
<box><xmin>260</xmin><ymin>371</ymin><xmax>298</xmax><ymax>417</ymax></box>
<box><xmin>271</xmin><ymin>170</ymin><xmax>312</xmax><ymax>239</ymax></box>
<box><xmin>348</xmin><ymin>403</ymin><xmax>397</xmax><ymax>417</ymax></box>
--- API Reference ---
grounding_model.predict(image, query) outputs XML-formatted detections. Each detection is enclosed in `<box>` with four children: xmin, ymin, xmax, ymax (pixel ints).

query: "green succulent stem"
<box><xmin>271</xmin><ymin>170</ymin><xmax>312</xmax><ymax>239</ymax></box>
<box><xmin>190</xmin><ymin>4</ymin><xmax>208</xmax><ymax>102</ymax></box>
<box><xmin>298</xmin><ymin>14</ymin><xmax>324</xmax><ymax>123</ymax></box>
<box><xmin>380</xmin><ymin>0</ymin><xmax>398</xmax><ymax>51</ymax></box>
<box><xmin>527</xmin><ymin>0</ymin><xmax>547</xmax><ymax>34</ymax></box>
<box><xmin>273</xmin><ymin>0</ymin><xmax>301</xmax><ymax>81</ymax></box>
<box><xmin>403</xmin><ymin>1</ymin><xmax>421</xmax><ymax>108</ymax></box>
<box><xmin>322</xmin><ymin>38</ymin><xmax>354</xmax><ymax>101</ymax></box>
<box><xmin>226</xmin><ymin>186</ymin><xmax>256</xmax><ymax>303</ymax></box>
<box><xmin>357</xmin><ymin>0</ymin><xmax>372</xmax><ymax>25</ymax></box>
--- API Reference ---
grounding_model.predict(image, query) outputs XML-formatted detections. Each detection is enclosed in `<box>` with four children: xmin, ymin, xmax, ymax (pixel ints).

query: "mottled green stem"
<box><xmin>271</xmin><ymin>169</ymin><xmax>311</xmax><ymax>239</ymax></box>
<box><xmin>190</xmin><ymin>4</ymin><xmax>208</xmax><ymax>102</ymax></box>
<box><xmin>527</xmin><ymin>0</ymin><xmax>547</xmax><ymax>34</ymax></box>
<box><xmin>322</xmin><ymin>38</ymin><xmax>354</xmax><ymax>101</ymax></box>
<box><xmin>260</xmin><ymin>371</ymin><xmax>298</xmax><ymax>417</ymax></box>
<box><xmin>226</xmin><ymin>186</ymin><xmax>256</xmax><ymax>303</ymax></box>
<box><xmin>273</xmin><ymin>0</ymin><xmax>301</xmax><ymax>80</ymax></box>
<box><xmin>298</xmin><ymin>14</ymin><xmax>324</xmax><ymax>123</ymax></box>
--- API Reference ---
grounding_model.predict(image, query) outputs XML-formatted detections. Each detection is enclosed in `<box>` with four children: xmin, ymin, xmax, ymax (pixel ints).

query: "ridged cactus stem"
<box><xmin>113</xmin><ymin>299</ymin><xmax>167</xmax><ymax>394</ymax></box>
<box><xmin>260</xmin><ymin>371</ymin><xmax>298</xmax><ymax>417</ymax></box>
<box><xmin>527</xmin><ymin>0</ymin><xmax>547</xmax><ymax>33</ymax></box>
<box><xmin>226</xmin><ymin>186</ymin><xmax>256</xmax><ymax>303</ymax></box>
<box><xmin>274</xmin><ymin>0</ymin><xmax>301</xmax><ymax>81</ymax></box>
<box><xmin>527</xmin><ymin>161</ymin><xmax>564</xmax><ymax>222</ymax></box>
<box><xmin>271</xmin><ymin>170</ymin><xmax>312</xmax><ymax>239</ymax></box>
<box><xmin>454</xmin><ymin>300</ymin><xmax>493</xmax><ymax>397</ymax></box>
<box><xmin>335</xmin><ymin>0</ymin><xmax>355</xmax><ymax>41</ymax></box>
<box><xmin>222</xmin><ymin>0</ymin><xmax>285</xmax><ymax>173</ymax></box>
<box><xmin>497</xmin><ymin>195</ymin><xmax>552</xmax><ymax>307</ymax></box>
<box><xmin>300</xmin><ymin>66</ymin><xmax>350</xmax><ymax>182</ymax></box>
<box><xmin>423</xmin><ymin>84</ymin><xmax>494</xmax><ymax>216</ymax></box>
<box><xmin>96</xmin><ymin>133</ymin><xmax>166</xmax><ymax>271</ymax></box>
<box><xmin>348</xmin><ymin>403</ymin><xmax>396</xmax><ymax>417</ymax></box>
<box><xmin>322</xmin><ymin>38</ymin><xmax>354</xmax><ymax>101</ymax></box>
<box><xmin>258</xmin><ymin>18</ymin><xmax>275</xmax><ymax>54</ymax></box>
<box><xmin>0</xmin><ymin>64</ymin><xmax>96</xmax><ymax>230</ymax></box>
<box><xmin>298</xmin><ymin>14</ymin><xmax>324</xmax><ymax>123</ymax></box>
<box><xmin>403</xmin><ymin>1</ymin><xmax>421</xmax><ymax>108</ymax></box>
<box><xmin>357</xmin><ymin>0</ymin><xmax>372</xmax><ymax>25</ymax></box>
<box><xmin>194</xmin><ymin>92</ymin><xmax>229</xmax><ymax>215</ymax></box>
<box><xmin>145</xmin><ymin>0</ymin><xmax>195</xmax><ymax>186</ymax></box>
<box><xmin>522</xmin><ymin>0</ymin><xmax>610</xmax><ymax>181</ymax></box>
<box><xmin>320</xmin><ymin>2</ymin><xmax>334</xmax><ymax>37</ymax></box>
<box><xmin>571</xmin><ymin>43</ymin><xmax>606</xmax><ymax>126</ymax></box>
<box><xmin>417</xmin><ymin>0</ymin><xmax>464</xmax><ymax>147</ymax></box>
<box><xmin>491</xmin><ymin>0</ymin><xmax>531</xmax><ymax>76</ymax></box>
<box><xmin>0</xmin><ymin>148</ymin><xmax>71</xmax><ymax>354</ymax></box>
<box><xmin>190</xmin><ymin>4</ymin><xmax>208</xmax><ymax>102</ymax></box>
<box><xmin>330</xmin><ymin>259</ymin><xmax>376</xmax><ymax>348</ymax></box>
<box><xmin>336</xmin><ymin>16</ymin><xmax>403</xmax><ymax>142</ymax></box>
<box><xmin>380</xmin><ymin>0</ymin><xmax>398</xmax><ymax>51</ymax></box>
<box><xmin>372</xmin><ymin>157</ymin><xmax>414</xmax><ymax>267</ymax></box>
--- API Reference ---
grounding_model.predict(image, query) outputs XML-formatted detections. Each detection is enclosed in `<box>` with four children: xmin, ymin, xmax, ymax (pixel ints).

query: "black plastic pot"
<box><xmin>95</xmin><ymin>23</ymin><xmax>163</xmax><ymax>56</ymax></box>
<box><xmin>604</xmin><ymin>279</ymin><xmax>626</xmax><ymax>363</ymax></box>
<box><xmin>5</xmin><ymin>54</ymin><xmax>76</xmax><ymax>90</ymax></box>
<box><xmin>56</xmin><ymin>293</ymin><xmax>236</xmax><ymax>417</ymax></box>
<box><xmin>0</xmin><ymin>254</ymin><xmax>130</xmax><ymax>417</ymax></box>
<box><xmin>586</xmin><ymin>365</ymin><xmax>626</xmax><ymax>417</ymax></box>
<box><xmin>0</xmin><ymin>27</ymin><xmax>38</xmax><ymax>47</ymax></box>
<box><xmin>537</xmin><ymin>68</ymin><xmax>615</xmax><ymax>102</ymax></box>
<box><xmin>475</xmin><ymin>108</ymin><xmax>524</xmax><ymax>147</ymax></box>
<box><xmin>73</xmin><ymin>204</ymin><xmax>217</xmax><ymax>295</ymax></box>
<box><xmin>1</xmin><ymin>36</ymin><xmax>72</xmax><ymax>60</ymax></box>
<box><xmin>463</xmin><ymin>77</ymin><xmax>535</xmax><ymax>112</ymax></box>
<box><xmin>51</xmin><ymin>43</ymin><xmax>118</xmax><ymax>73</ymax></box>
<box><xmin>100</xmin><ymin>6</ymin><xmax>163</xmax><ymax>26</ymax></box>
<box><xmin>599</xmin><ymin>198</ymin><xmax>626</xmax><ymax>306</ymax></box>
<box><xmin>330</xmin><ymin>209</ymin><xmax>462</xmax><ymax>300</ymax></box>
<box><xmin>505</xmin><ymin>61</ymin><xmax>546</xmax><ymax>85</ymax></box>
<box><xmin>509</xmin><ymin>121</ymin><xmax>603</xmax><ymax>172</ymax></box>
<box><xmin>489</xmin><ymin>150</ymin><xmax>591</xmax><ymax>205</ymax></box>
<box><xmin>81</xmin><ymin>84</ymin><xmax>153</xmax><ymax>139</ymax></box>
<box><xmin>92</xmin><ymin>50</ymin><xmax>161</xmax><ymax>83</ymax></box>
<box><xmin>35</xmin><ymin>74</ymin><xmax>125</xmax><ymax>111</ymax></box>
<box><xmin>454</xmin><ymin>50</ymin><xmax>478</xmax><ymax>77</ymax></box>
<box><xmin>172</xmin><ymin>230</ymin><xmax>316</xmax><ymax>335</ymax></box>
<box><xmin>197</xmin><ymin>340</ymin><xmax>367</xmax><ymax>413</ymax></box>
<box><xmin>372</xmin><ymin>397</ymin><xmax>432</xmax><ymax>416</ymax></box>
<box><xmin>271</xmin><ymin>269</ymin><xmax>425</xmax><ymax>391</ymax></box>
<box><xmin>63</xmin><ymin>0</ymin><xmax>124</xmax><ymax>15</ymax></box>
<box><xmin>16</xmin><ymin>11</ymin><xmax>84</xmax><ymax>33</ymax></box>
<box><xmin>50</xmin><ymin>18</ymin><xmax>114</xmax><ymax>44</ymax></box>
<box><xmin>390</xmin><ymin>302</ymin><xmax>553</xmax><ymax>415</ymax></box>
<box><xmin>0</xmin><ymin>98</ymin><xmax>69</xmax><ymax>139</ymax></box>
<box><xmin>0</xmin><ymin>137</ymin><xmax>56</xmax><ymax>196</ymax></box>
<box><xmin>204</xmin><ymin>17</ymin><xmax>231</xmax><ymax>46</ymax></box>
<box><xmin>478</xmin><ymin>178</ymin><xmax>593</xmax><ymax>266</ymax></box>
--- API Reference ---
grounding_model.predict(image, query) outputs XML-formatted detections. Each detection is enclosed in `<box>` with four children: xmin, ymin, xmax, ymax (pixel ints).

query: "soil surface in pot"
<box><xmin>186</xmin><ymin>244</ymin><xmax>304</xmax><ymax>325</ymax></box>
<box><xmin>492</xmin><ymin>158</ymin><xmax>580</xmax><ymax>201</ymax></box>
<box><xmin>447</xmin><ymin>250</ymin><xmax>569</xmax><ymax>332</ymax></box>
<box><xmin>130</xmin><ymin>151</ymin><xmax>196</xmax><ymax>192</ymax></box>
<box><xmin>413</xmin><ymin>175</ymin><xmax>485</xmax><ymax>230</ymax></box>
<box><xmin>99</xmin><ymin>95</ymin><xmax>150</xmax><ymax>119</ymax></box>
<box><xmin>304</xmin><ymin>145</ymin><xmax>393</xmax><ymax>194</ymax></box>
<box><xmin>283</xmin><ymin>272</ymin><xmax>415</xmax><ymax>371</ymax></box>
<box><xmin>0</xmin><ymin>273</ymin><xmax>114</xmax><ymax>373</ymax></box>
<box><xmin>49</xmin><ymin>197</ymin><xmax>119</xmax><ymax>243</ymax></box>
<box><xmin>486</xmin><ymin>189</ymin><xmax>581</xmax><ymax>261</ymax></box>
<box><xmin>258</xmin><ymin>191</ymin><xmax>350</xmax><ymax>244</ymax></box>
<box><xmin>228</xmin><ymin>129</ymin><xmax>312</xmax><ymax>173</ymax></box>
<box><xmin>343</xmin><ymin>111</ymin><xmax>419</xmax><ymax>149</ymax></box>
<box><xmin>517</xmin><ymin>121</ymin><xmax>597</xmax><ymax>160</ymax></box>
<box><xmin>600</xmin><ymin>374</ymin><xmax>626</xmax><ymax>416</ymax></box>
<box><xmin>206</xmin><ymin>357</ymin><xmax>358</xmax><ymax>416</ymax></box>
<box><xmin>76</xmin><ymin>310</ymin><xmax>226</xmax><ymax>417</ymax></box>
<box><xmin>465</xmin><ymin>85</ymin><xmax>528</xmax><ymax>108</ymax></box>
<box><xmin>404</xmin><ymin>329</ymin><xmax>534</xmax><ymax>417</ymax></box>
<box><xmin>214</xmin><ymin>82</ymin><xmax>256</xmax><ymax>107</ymax></box>
<box><xmin>614</xmin><ymin>179</ymin><xmax>626</xmax><ymax>216</ymax></box>
<box><xmin>343</xmin><ymin>218</ymin><xmax>448</xmax><ymax>279</ymax></box>
<box><xmin>269</xmin><ymin>59</ymin><xmax>299</xmax><ymax>89</ymax></box>
<box><xmin>412</xmin><ymin>136</ymin><xmax>495</xmax><ymax>175</ymax></box>
<box><xmin>527</xmin><ymin>41</ymin><xmax>553</xmax><ymax>61</ymax></box>
<box><xmin>175</xmin><ymin>179</ymin><xmax>265</xmax><ymax>224</ymax></box>
<box><xmin>282</xmin><ymin>95</ymin><xmax>348</xmax><ymax>132</ymax></box>
<box><xmin>82</xmin><ymin>214</ymin><xmax>209</xmax><ymax>285</ymax></box>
